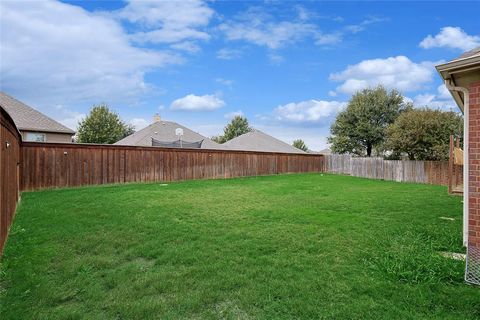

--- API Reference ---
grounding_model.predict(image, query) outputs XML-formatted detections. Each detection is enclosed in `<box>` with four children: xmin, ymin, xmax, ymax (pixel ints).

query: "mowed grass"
<box><xmin>1</xmin><ymin>174</ymin><xmax>479</xmax><ymax>319</ymax></box>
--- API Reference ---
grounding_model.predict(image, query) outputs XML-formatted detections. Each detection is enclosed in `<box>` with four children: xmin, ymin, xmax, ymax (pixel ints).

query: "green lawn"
<box><xmin>1</xmin><ymin>174</ymin><xmax>479</xmax><ymax>319</ymax></box>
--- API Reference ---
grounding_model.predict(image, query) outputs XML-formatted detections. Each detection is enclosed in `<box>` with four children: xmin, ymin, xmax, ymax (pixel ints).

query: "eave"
<box><xmin>436</xmin><ymin>55</ymin><xmax>480</xmax><ymax>113</ymax></box>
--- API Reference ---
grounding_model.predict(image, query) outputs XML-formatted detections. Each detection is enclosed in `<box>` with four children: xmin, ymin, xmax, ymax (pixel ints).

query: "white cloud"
<box><xmin>224</xmin><ymin>110</ymin><xmax>244</xmax><ymax>119</ymax></box>
<box><xmin>220</xmin><ymin>20</ymin><xmax>316</xmax><ymax>49</ymax></box>
<box><xmin>130</xmin><ymin>118</ymin><xmax>150</xmax><ymax>131</ymax></box>
<box><xmin>216</xmin><ymin>78</ymin><xmax>234</xmax><ymax>87</ymax></box>
<box><xmin>170</xmin><ymin>41</ymin><xmax>201</xmax><ymax>53</ymax></box>
<box><xmin>59</xmin><ymin>111</ymin><xmax>85</xmax><ymax>131</ymax></box>
<box><xmin>119</xmin><ymin>0</ymin><xmax>214</xmax><ymax>44</ymax></box>
<box><xmin>268</xmin><ymin>53</ymin><xmax>285</xmax><ymax>64</ymax></box>
<box><xmin>345</xmin><ymin>17</ymin><xmax>388</xmax><ymax>34</ymax></box>
<box><xmin>132</xmin><ymin>28</ymin><xmax>209</xmax><ymax>44</ymax></box>
<box><xmin>411</xmin><ymin>88</ymin><xmax>457</xmax><ymax>110</ymax></box>
<box><xmin>437</xmin><ymin>84</ymin><xmax>452</xmax><ymax>100</ymax></box>
<box><xmin>330</xmin><ymin>56</ymin><xmax>437</xmax><ymax>94</ymax></box>
<box><xmin>216</xmin><ymin>48</ymin><xmax>243</xmax><ymax>60</ymax></box>
<box><xmin>46</xmin><ymin>104</ymin><xmax>84</xmax><ymax>131</ymax></box>
<box><xmin>411</xmin><ymin>94</ymin><xmax>456</xmax><ymax>110</ymax></box>
<box><xmin>274</xmin><ymin>100</ymin><xmax>346</xmax><ymax>123</ymax></box>
<box><xmin>0</xmin><ymin>0</ymin><xmax>179</xmax><ymax>107</ymax></box>
<box><xmin>420</xmin><ymin>26</ymin><xmax>480</xmax><ymax>51</ymax></box>
<box><xmin>296</xmin><ymin>5</ymin><xmax>310</xmax><ymax>21</ymax></box>
<box><xmin>403</xmin><ymin>96</ymin><xmax>414</xmax><ymax>105</ymax></box>
<box><xmin>219</xmin><ymin>9</ymin><xmax>384</xmax><ymax>50</ymax></box>
<box><xmin>315</xmin><ymin>33</ymin><xmax>342</xmax><ymax>45</ymax></box>
<box><xmin>402</xmin><ymin>84</ymin><xmax>456</xmax><ymax>110</ymax></box>
<box><xmin>170</xmin><ymin>94</ymin><xmax>225</xmax><ymax>111</ymax></box>
<box><xmin>218</xmin><ymin>8</ymin><xmax>339</xmax><ymax>49</ymax></box>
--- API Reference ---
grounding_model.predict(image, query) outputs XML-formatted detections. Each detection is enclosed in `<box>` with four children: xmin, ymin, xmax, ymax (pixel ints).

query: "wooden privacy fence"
<box><xmin>324</xmin><ymin>154</ymin><xmax>352</xmax><ymax>175</ymax></box>
<box><xmin>448</xmin><ymin>135</ymin><xmax>464</xmax><ymax>195</ymax></box>
<box><xmin>324</xmin><ymin>154</ymin><xmax>457</xmax><ymax>186</ymax></box>
<box><xmin>0</xmin><ymin>108</ymin><xmax>21</xmax><ymax>253</ymax></box>
<box><xmin>21</xmin><ymin>143</ymin><xmax>325</xmax><ymax>191</ymax></box>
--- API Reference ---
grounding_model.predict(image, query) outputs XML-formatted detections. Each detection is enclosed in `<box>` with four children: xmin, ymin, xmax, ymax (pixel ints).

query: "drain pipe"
<box><xmin>445</xmin><ymin>79</ymin><xmax>470</xmax><ymax>247</ymax></box>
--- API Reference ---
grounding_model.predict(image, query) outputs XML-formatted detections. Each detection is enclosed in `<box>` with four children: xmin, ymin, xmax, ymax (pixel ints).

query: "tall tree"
<box><xmin>213</xmin><ymin>116</ymin><xmax>253</xmax><ymax>143</ymax></box>
<box><xmin>292</xmin><ymin>139</ymin><xmax>308</xmax><ymax>151</ymax></box>
<box><xmin>77</xmin><ymin>104</ymin><xmax>134</xmax><ymax>144</ymax></box>
<box><xmin>328</xmin><ymin>86</ymin><xmax>410</xmax><ymax>156</ymax></box>
<box><xmin>385</xmin><ymin>108</ymin><xmax>463</xmax><ymax>160</ymax></box>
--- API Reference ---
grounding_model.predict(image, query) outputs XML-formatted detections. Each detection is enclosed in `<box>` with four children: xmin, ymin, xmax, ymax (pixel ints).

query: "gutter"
<box><xmin>445</xmin><ymin>79</ymin><xmax>470</xmax><ymax>247</ymax></box>
<box><xmin>436</xmin><ymin>54</ymin><xmax>480</xmax><ymax>74</ymax></box>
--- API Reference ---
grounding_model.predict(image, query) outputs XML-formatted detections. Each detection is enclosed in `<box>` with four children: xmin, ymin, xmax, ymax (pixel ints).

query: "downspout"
<box><xmin>445</xmin><ymin>79</ymin><xmax>469</xmax><ymax>246</ymax></box>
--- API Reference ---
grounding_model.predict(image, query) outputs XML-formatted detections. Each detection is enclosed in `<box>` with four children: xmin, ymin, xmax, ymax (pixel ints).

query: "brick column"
<box><xmin>467</xmin><ymin>81</ymin><xmax>480</xmax><ymax>285</ymax></box>
<box><xmin>469</xmin><ymin>81</ymin><xmax>480</xmax><ymax>248</ymax></box>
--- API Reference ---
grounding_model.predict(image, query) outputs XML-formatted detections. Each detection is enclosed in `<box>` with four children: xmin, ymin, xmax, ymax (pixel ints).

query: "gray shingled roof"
<box><xmin>318</xmin><ymin>148</ymin><xmax>331</xmax><ymax>155</ymax></box>
<box><xmin>223</xmin><ymin>130</ymin><xmax>306</xmax><ymax>154</ymax></box>
<box><xmin>0</xmin><ymin>92</ymin><xmax>75</xmax><ymax>134</ymax></box>
<box><xmin>456</xmin><ymin>47</ymin><xmax>480</xmax><ymax>60</ymax></box>
<box><xmin>114</xmin><ymin>120</ymin><xmax>227</xmax><ymax>150</ymax></box>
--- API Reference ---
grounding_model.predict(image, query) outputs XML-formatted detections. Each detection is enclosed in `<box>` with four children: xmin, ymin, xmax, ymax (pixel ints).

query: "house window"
<box><xmin>25</xmin><ymin>132</ymin><xmax>46</xmax><ymax>142</ymax></box>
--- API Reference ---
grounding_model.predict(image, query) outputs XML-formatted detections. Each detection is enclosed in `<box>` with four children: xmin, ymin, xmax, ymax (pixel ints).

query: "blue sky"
<box><xmin>1</xmin><ymin>0</ymin><xmax>479</xmax><ymax>150</ymax></box>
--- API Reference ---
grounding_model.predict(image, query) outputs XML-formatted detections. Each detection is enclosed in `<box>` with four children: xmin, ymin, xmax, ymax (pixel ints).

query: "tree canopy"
<box><xmin>328</xmin><ymin>86</ymin><xmax>410</xmax><ymax>157</ymax></box>
<box><xmin>212</xmin><ymin>116</ymin><xmax>252</xmax><ymax>143</ymax></box>
<box><xmin>77</xmin><ymin>104</ymin><xmax>134</xmax><ymax>144</ymax></box>
<box><xmin>292</xmin><ymin>139</ymin><xmax>308</xmax><ymax>152</ymax></box>
<box><xmin>385</xmin><ymin>108</ymin><xmax>463</xmax><ymax>160</ymax></box>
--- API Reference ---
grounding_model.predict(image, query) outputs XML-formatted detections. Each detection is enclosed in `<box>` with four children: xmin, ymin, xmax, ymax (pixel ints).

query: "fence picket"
<box><xmin>324</xmin><ymin>154</ymin><xmax>452</xmax><ymax>186</ymax></box>
<box><xmin>20</xmin><ymin>142</ymin><xmax>325</xmax><ymax>191</ymax></box>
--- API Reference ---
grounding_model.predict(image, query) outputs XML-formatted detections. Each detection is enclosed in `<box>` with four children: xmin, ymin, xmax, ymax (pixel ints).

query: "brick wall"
<box><xmin>469</xmin><ymin>81</ymin><xmax>480</xmax><ymax>248</ymax></box>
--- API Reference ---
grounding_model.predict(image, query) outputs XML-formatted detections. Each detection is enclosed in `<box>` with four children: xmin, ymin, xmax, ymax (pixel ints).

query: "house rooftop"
<box><xmin>317</xmin><ymin>148</ymin><xmax>332</xmax><ymax>155</ymax></box>
<box><xmin>456</xmin><ymin>47</ymin><xmax>480</xmax><ymax>60</ymax></box>
<box><xmin>436</xmin><ymin>47</ymin><xmax>480</xmax><ymax>111</ymax></box>
<box><xmin>0</xmin><ymin>92</ymin><xmax>75</xmax><ymax>134</ymax></box>
<box><xmin>114</xmin><ymin>119</ymin><xmax>226</xmax><ymax>150</ymax></box>
<box><xmin>223</xmin><ymin>130</ymin><xmax>306</xmax><ymax>154</ymax></box>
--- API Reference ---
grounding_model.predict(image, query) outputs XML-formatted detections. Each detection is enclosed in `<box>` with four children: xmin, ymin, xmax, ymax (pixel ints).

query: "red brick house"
<box><xmin>437</xmin><ymin>47</ymin><xmax>480</xmax><ymax>285</ymax></box>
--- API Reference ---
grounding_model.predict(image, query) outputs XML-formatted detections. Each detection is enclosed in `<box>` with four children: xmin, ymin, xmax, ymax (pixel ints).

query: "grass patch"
<box><xmin>1</xmin><ymin>174</ymin><xmax>478</xmax><ymax>319</ymax></box>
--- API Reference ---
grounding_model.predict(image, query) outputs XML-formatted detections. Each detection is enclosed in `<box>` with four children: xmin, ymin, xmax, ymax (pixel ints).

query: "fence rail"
<box><xmin>324</xmin><ymin>154</ymin><xmax>459</xmax><ymax>186</ymax></box>
<box><xmin>21</xmin><ymin>143</ymin><xmax>325</xmax><ymax>191</ymax></box>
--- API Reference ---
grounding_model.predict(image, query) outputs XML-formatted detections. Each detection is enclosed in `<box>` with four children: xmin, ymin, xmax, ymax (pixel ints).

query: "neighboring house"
<box><xmin>436</xmin><ymin>46</ymin><xmax>480</xmax><ymax>285</ymax></box>
<box><xmin>115</xmin><ymin>115</ymin><xmax>226</xmax><ymax>150</ymax></box>
<box><xmin>223</xmin><ymin>130</ymin><xmax>306</xmax><ymax>154</ymax></box>
<box><xmin>317</xmin><ymin>148</ymin><xmax>332</xmax><ymax>155</ymax></box>
<box><xmin>0</xmin><ymin>92</ymin><xmax>75</xmax><ymax>143</ymax></box>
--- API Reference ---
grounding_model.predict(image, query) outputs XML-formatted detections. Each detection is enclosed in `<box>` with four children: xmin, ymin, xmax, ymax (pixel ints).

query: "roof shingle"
<box><xmin>114</xmin><ymin>120</ymin><xmax>226</xmax><ymax>150</ymax></box>
<box><xmin>456</xmin><ymin>47</ymin><xmax>480</xmax><ymax>60</ymax></box>
<box><xmin>0</xmin><ymin>92</ymin><xmax>75</xmax><ymax>134</ymax></box>
<box><xmin>223</xmin><ymin>130</ymin><xmax>306</xmax><ymax>154</ymax></box>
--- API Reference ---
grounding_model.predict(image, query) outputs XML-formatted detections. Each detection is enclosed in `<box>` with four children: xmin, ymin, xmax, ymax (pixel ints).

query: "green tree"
<box><xmin>77</xmin><ymin>104</ymin><xmax>134</xmax><ymax>144</ymax></box>
<box><xmin>211</xmin><ymin>135</ymin><xmax>224</xmax><ymax>144</ymax></box>
<box><xmin>213</xmin><ymin>116</ymin><xmax>253</xmax><ymax>143</ymax></box>
<box><xmin>328</xmin><ymin>86</ymin><xmax>410</xmax><ymax>157</ymax></box>
<box><xmin>385</xmin><ymin>108</ymin><xmax>463</xmax><ymax>160</ymax></box>
<box><xmin>293</xmin><ymin>139</ymin><xmax>308</xmax><ymax>151</ymax></box>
